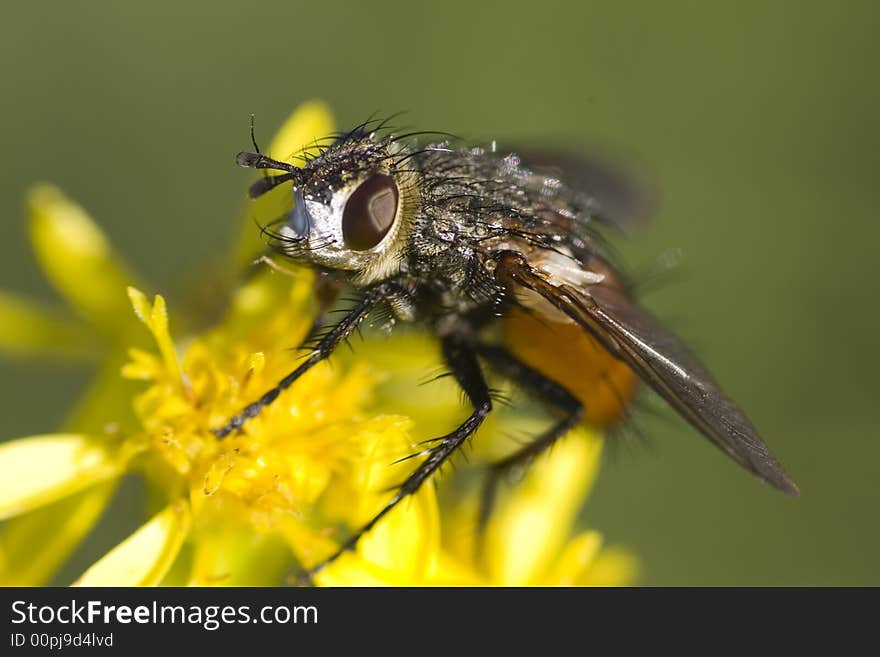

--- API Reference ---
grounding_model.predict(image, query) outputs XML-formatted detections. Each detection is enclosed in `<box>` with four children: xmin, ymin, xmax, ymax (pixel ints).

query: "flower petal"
<box><xmin>278</xmin><ymin>518</ymin><xmax>343</xmax><ymax>572</ymax></box>
<box><xmin>484</xmin><ymin>427</ymin><xmax>603</xmax><ymax>585</ymax></box>
<box><xmin>0</xmin><ymin>481</ymin><xmax>116</xmax><ymax>585</ymax></box>
<box><xmin>0</xmin><ymin>290</ymin><xmax>97</xmax><ymax>361</ymax></box>
<box><xmin>73</xmin><ymin>500</ymin><xmax>191</xmax><ymax>586</ymax></box>
<box><xmin>543</xmin><ymin>530</ymin><xmax>604</xmax><ymax>586</ymax></box>
<box><xmin>0</xmin><ymin>434</ymin><xmax>120</xmax><ymax>520</ymax></box>
<box><xmin>234</xmin><ymin>100</ymin><xmax>335</xmax><ymax>267</ymax></box>
<box><xmin>358</xmin><ymin>486</ymin><xmax>440</xmax><ymax>578</ymax></box>
<box><xmin>577</xmin><ymin>546</ymin><xmax>639</xmax><ymax>586</ymax></box>
<box><xmin>356</xmin><ymin>331</ymin><xmax>465</xmax><ymax>430</ymax></box>
<box><xmin>127</xmin><ymin>288</ymin><xmax>182</xmax><ymax>385</ymax></box>
<box><xmin>187</xmin><ymin>527</ymin><xmax>291</xmax><ymax>586</ymax></box>
<box><xmin>268</xmin><ymin>100</ymin><xmax>336</xmax><ymax>162</ymax></box>
<box><xmin>63</xmin><ymin>349</ymin><xmax>142</xmax><ymax>432</ymax></box>
<box><xmin>219</xmin><ymin>267</ymin><xmax>314</xmax><ymax>342</ymax></box>
<box><xmin>27</xmin><ymin>184</ymin><xmax>141</xmax><ymax>337</ymax></box>
<box><xmin>314</xmin><ymin>487</ymin><xmax>441</xmax><ymax>586</ymax></box>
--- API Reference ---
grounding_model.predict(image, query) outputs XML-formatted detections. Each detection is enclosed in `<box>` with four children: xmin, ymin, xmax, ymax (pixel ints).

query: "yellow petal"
<box><xmin>127</xmin><ymin>288</ymin><xmax>181</xmax><ymax>385</ymax></box>
<box><xmin>484</xmin><ymin>427</ymin><xmax>603</xmax><ymax>585</ymax></box>
<box><xmin>278</xmin><ymin>518</ymin><xmax>344</xmax><ymax>572</ymax></box>
<box><xmin>218</xmin><ymin>267</ymin><xmax>314</xmax><ymax>344</ymax></box>
<box><xmin>27</xmin><ymin>184</ymin><xmax>140</xmax><ymax>337</ymax></box>
<box><xmin>0</xmin><ymin>290</ymin><xmax>97</xmax><ymax>360</ymax></box>
<box><xmin>427</xmin><ymin>552</ymin><xmax>488</xmax><ymax>586</ymax></box>
<box><xmin>0</xmin><ymin>434</ymin><xmax>120</xmax><ymax>520</ymax></box>
<box><xmin>234</xmin><ymin>100</ymin><xmax>335</xmax><ymax>267</ymax></box>
<box><xmin>357</xmin><ymin>331</ymin><xmax>464</xmax><ymax>431</ymax></box>
<box><xmin>120</xmin><ymin>347</ymin><xmax>163</xmax><ymax>380</ymax></box>
<box><xmin>187</xmin><ymin>527</ymin><xmax>291</xmax><ymax>586</ymax></box>
<box><xmin>577</xmin><ymin>547</ymin><xmax>639</xmax><ymax>586</ymax></box>
<box><xmin>312</xmin><ymin>552</ymin><xmax>402</xmax><ymax>587</ymax></box>
<box><xmin>543</xmin><ymin>531</ymin><xmax>604</xmax><ymax>586</ymax></box>
<box><xmin>268</xmin><ymin>100</ymin><xmax>336</xmax><ymax>163</ymax></box>
<box><xmin>62</xmin><ymin>349</ymin><xmax>142</xmax><ymax>432</ymax></box>
<box><xmin>0</xmin><ymin>481</ymin><xmax>116</xmax><ymax>585</ymax></box>
<box><xmin>358</xmin><ymin>486</ymin><xmax>440</xmax><ymax>579</ymax></box>
<box><xmin>73</xmin><ymin>500</ymin><xmax>191</xmax><ymax>586</ymax></box>
<box><xmin>315</xmin><ymin>486</ymin><xmax>441</xmax><ymax>587</ymax></box>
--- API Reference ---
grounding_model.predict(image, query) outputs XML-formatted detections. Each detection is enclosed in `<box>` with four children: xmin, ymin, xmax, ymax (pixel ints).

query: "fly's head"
<box><xmin>237</xmin><ymin>132</ymin><xmax>421</xmax><ymax>285</ymax></box>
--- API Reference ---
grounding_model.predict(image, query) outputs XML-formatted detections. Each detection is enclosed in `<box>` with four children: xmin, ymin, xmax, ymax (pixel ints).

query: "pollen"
<box><xmin>121</xmin><ymin>272</ymin><xmax>414</xmax><ymax>540</ymax></box>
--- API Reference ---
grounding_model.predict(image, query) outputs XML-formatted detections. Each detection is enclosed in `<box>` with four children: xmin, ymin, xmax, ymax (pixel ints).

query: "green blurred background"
<box><xmin>1</xmin><ymin>1</ymin><xmax>877</xmax><ymax>585</ymax></box>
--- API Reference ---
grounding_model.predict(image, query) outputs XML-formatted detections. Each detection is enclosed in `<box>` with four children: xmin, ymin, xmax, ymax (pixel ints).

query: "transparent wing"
<box><xmin>498</xmin><ymin>253</ymin><xmax>799</xmax><ymax>495</ymax></box>
<box><xmin>514</xmin><ymin>148</ymin><xmax>658</xmax><ymax>233</ymax></box>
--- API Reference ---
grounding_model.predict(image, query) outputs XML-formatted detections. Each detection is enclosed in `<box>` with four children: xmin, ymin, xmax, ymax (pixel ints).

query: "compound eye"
<box><xmin>342</xmin><ymin>174</ymin><xmax>399</xmax><ymax>251</ymax></box>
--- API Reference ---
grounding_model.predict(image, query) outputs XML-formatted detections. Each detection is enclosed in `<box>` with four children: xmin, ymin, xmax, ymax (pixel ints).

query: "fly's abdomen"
<box><xmin>502</xmin><ymin>307</ymin><xmax>638</xmax><ymax>427</ymax></box>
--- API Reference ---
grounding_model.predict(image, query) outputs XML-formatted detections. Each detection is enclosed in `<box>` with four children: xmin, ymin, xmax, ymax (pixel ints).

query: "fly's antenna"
<box><xmin>235</xmin><ymin>151</ymin><xmax>300</xmax><ymax>173</ymax></box>
<box><xmin>235</xmin><ymin>114</ymin><xmax>306</xmax><ymax>197</ymax></box>
<box><xmin>244</xmin><ymin>172</ymin><xmax>299</xmax><ymax>198</ymax></box>
<box><xmin>249</xmin><ymin>113</ymin><xmax>262</xmax><ymax>154</ymax></box>
<box><xmin>235</xmin><ymin>152</ymin><xmax>302</xmax><ymax>197</ymax></box>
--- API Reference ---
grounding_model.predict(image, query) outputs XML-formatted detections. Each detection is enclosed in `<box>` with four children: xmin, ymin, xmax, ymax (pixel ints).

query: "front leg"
<box><xmin>306</xmin><ymin>331</ymin><xmax>493</xmax><ymax>577</ymax></box>
<box><xmin>212</xmin><ymin>283</ymin><xmax>387</xmax><ymax>438</ymax></box>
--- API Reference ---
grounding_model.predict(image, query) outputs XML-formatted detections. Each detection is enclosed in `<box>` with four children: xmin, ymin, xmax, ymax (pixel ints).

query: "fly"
<box><xmin>216</xmin><ymin>117</ymin><xmax>799</xmax><ymax>576</ymax></box>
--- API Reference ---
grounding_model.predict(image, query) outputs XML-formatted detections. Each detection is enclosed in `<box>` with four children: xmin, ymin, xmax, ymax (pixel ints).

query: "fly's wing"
<box><xmin>514</xmin><ymin>148</ymin><xmax>658</xmax><ymax>233</ymax></box>
<box><xmin>496</xmin><ymin>252</ymin><xmax>799</xmax><ymax>495</ymax></box>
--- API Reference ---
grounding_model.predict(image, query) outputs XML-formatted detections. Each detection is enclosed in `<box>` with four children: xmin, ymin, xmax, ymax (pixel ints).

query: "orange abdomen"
<box><xmin>502</xmin><ymin>308</ymin><xmax>638</xmax><ymax>427</ymax></box>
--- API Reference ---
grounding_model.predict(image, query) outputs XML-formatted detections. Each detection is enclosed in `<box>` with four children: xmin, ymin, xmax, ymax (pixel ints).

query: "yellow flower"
<box><xmin>317</xmin><ymin>427</ymin><xmax>637</xmax><ymax>586</ymax></box>
<box><xmin>0</xmin><ymin>100</ymin><xmax>636</xmax><ymax>586</ymax></box>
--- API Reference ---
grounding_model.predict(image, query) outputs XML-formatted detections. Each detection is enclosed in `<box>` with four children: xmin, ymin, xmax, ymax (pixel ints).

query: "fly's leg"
<box><xmin>212</xmin><ymin>286</ymin><xmax>384</xmax><ymax>438</ymax></box>
<box><xmin>474</xmin><ymin>343</ymin><xmax>584</xmax><ymax>534</ymax></box>
<box><xmin>306</xmin><ymin>333</ymin><xmax>492</xmax><ymax>579</ymax></box>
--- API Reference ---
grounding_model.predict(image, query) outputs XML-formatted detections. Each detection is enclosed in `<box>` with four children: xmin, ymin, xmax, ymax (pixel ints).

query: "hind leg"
<box><xmin>474</xmin><ymin>343</ymin><xmax>584</xmax><ymax>533</ymax></box>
